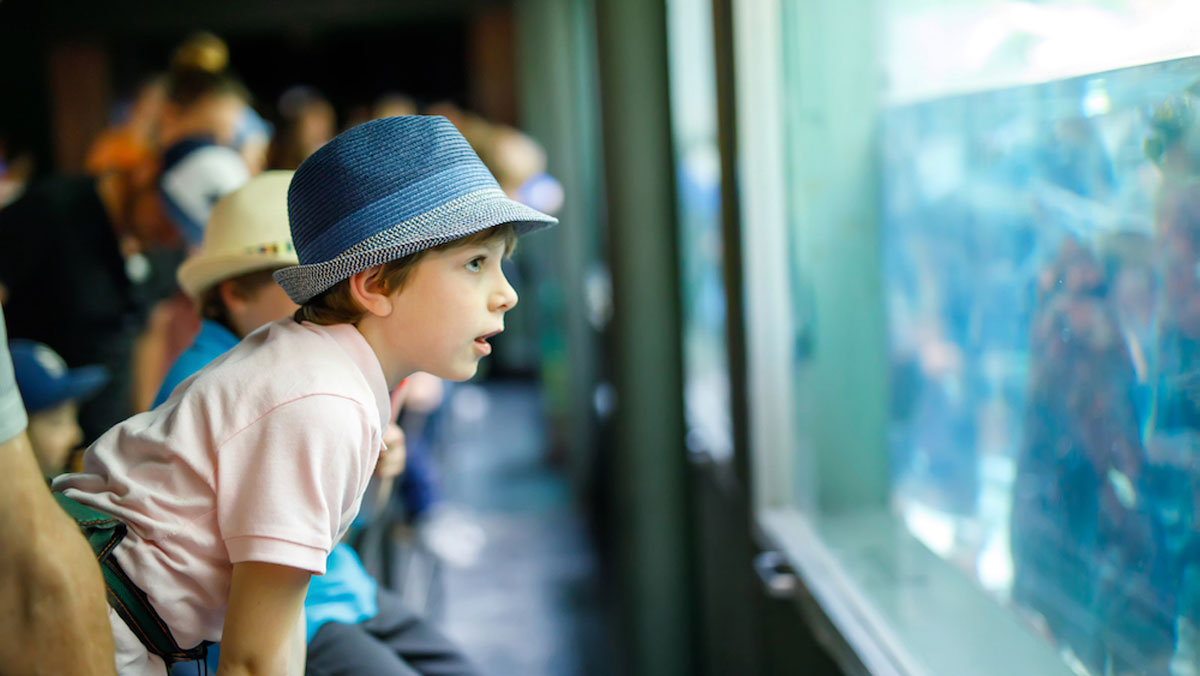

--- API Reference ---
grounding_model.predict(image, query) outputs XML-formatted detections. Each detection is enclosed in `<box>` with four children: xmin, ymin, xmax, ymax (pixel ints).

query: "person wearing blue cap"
<box><xmin>52</xmin><ymin>115</ymin><xmax>557</xmax><ymax>675</ymax></box>
<box><xmin>10</xmin><ymin>340</ymin><xmax>108</xmax><ymax>477</ymax></box>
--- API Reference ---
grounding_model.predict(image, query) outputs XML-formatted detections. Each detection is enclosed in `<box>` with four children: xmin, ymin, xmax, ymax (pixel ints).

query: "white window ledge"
<box><xmin>759</xmin><ymin>508</ymin><xmax>1075</xmax><ymax>676</ymax></box>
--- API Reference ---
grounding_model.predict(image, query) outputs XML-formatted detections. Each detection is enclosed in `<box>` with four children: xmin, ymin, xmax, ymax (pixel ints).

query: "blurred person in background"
<box><xmin>373</xmin><ymin>92</ymin><xmax>419</xmax><ymax>120</ymax></box>
<box><xmin>153</xmin><ymin>172</ymin><xmax>299</xmax><ymax>408</ymax></box>
<box><xmin>1012</xmin><ymin>236</ymin><xmax>1175</xmax><ymax>676</ymax></box>
<box><xmin>10</xmin><ymin>339</ymin><xmax>108</xmax><ymax>477</ymax></box>
<box><xmin>86</xmin><ymin>75</ymin><xmax>167</xmax><ymax>179</ymax></box>
<box><xmin>270</xmin><ymin>85</ymin><xmax>337</xmax><ymax>170</ymax></box>
<box><xmin>158</xmin><ymin>32</ymin><xmax>251</xmax><ymax>245</ymax></box>
<box><xmin>0</xmin><ymin>135</ymin><xmax>36</xmax><ymax>209</ymax></box>
<box><xmin>0</xmin><ymin>306</ymin><xmax>116</xmax><ymax>674</ymax></box>
<box><xmin>232</xmin><ymin>105</ymin><xmax>273</xmax><ymax>176</ymax></box>
<box><xmin>134</xmin><ymin>31</ymin><xmax>253</xmax><ymax>413</ymax></box>
<box><xmin>1122</xmin><ymin>94</ymin><xmax>1200</xmax><ymax>672</ymax></box>
<box><xmin>0</xmin><ymin>117</ymin><xmax>174</xmax><ymax>443</ymax></box>
<box><xmin>1139</xmin><ymin>180</ymin><xmax>1200</xmax><ymax>675</ymax></box>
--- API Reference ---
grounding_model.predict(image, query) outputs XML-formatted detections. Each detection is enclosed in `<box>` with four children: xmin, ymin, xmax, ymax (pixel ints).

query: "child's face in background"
<box><xmin>380</xmin><ymin>236</ymin><xmax>518</xmax><ymax>382</ymax></box>
<box><xmin>27</xmin><ymin>401</ymin><xmax>83</xmax><ymax>476</ymax></box>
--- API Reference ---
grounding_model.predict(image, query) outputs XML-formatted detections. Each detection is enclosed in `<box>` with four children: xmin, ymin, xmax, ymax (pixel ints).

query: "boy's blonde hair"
<box><xmin>296</xmin><ymin>223</ymin><xmax>517</xmax><ymax>326</ymax></box>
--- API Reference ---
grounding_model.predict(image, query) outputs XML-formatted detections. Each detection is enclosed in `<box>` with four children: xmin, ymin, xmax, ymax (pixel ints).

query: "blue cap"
<box><xmin>9</xmin><ymin>340</ymin><xmax>108</xmax><ymax>416</ymax></box>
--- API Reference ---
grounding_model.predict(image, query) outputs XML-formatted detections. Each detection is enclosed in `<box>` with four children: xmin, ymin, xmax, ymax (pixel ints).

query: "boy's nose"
<box><xmin>492</xmin><ymin>274</ymin><xmax>518</xmax><ymax>313</ymax></box>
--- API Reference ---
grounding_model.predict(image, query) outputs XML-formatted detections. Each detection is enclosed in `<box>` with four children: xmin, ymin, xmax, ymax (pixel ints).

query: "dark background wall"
<box><xmin>0</xmin><ymin>0</ymin><xmax>514</xmax><ymax>175</ymax></box>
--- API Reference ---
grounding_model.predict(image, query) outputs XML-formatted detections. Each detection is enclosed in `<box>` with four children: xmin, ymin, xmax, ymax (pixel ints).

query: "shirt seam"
<box><xmin>215</xmin><ymin>391</ymin><xmax>374</xmax><ymax>450</ymax></box>
<box><xmin>224</xmin><ymin>533</ymin><xmax>328</xmax><ymax>551</ymax></box>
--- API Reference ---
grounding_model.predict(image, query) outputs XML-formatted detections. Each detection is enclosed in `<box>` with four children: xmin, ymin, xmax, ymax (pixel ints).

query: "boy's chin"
<box><xmin>438</xmin><ymin>361</ymin><xmax>481</xmax><ymax>382</ymax></box>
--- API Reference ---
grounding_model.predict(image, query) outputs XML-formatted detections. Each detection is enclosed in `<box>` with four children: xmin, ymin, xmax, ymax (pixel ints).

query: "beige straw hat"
<box><xmin>177</xmin><ymin>170</ymin><xmax>299</xmax><ymax>299</ymax></box>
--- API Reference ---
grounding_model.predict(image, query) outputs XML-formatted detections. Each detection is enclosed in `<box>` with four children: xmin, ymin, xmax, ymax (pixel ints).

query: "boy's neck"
<box><xmin>352</xmin><ymin>319</ymin><xmax>411</xmax><ymax>389</ymax></box>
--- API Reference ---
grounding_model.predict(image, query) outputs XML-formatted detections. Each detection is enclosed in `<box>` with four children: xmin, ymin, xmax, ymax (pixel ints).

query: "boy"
<box><xmin>160</xmin><ymin>170</ymin><xmax>477</xmax><ymax>675</ymax></box>
<box><xmin>10</xmin><ymin>340</ymin><xmax>108</xmax><ymax>476</ymax></box>
<box><xmin>53</xmin><ymin>115</ymin><xmax>557</xmax><ymax>674</ymax></box>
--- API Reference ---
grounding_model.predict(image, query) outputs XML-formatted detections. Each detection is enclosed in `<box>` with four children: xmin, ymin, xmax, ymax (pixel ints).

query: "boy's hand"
<box><xmin>376</xmin><ymin>423</ymin><xmax>407</xmax><ymax>480</ymax></box>
<box><xmin>389</xmin><ymin>380</ymin><xmax>409</xmax><ymax>421</ymax></box>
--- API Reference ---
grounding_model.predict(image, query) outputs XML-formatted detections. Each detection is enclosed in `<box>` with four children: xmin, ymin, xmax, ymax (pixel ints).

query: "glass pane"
<box><xmin>884</xmin><ymin>54</ymin><xmax>1200</xmax><ymax>675</ymax></box>
<box><xmin>667</xmin><ymin>0</ymin><xmax>732</xmax><ymax>461</ymax></box>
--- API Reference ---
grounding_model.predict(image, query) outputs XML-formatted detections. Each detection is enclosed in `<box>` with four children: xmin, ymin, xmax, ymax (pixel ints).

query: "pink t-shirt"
<box><xmin>53</xmin><ymin>319</ymin><xmax>390</xmax><ymax>649</ymax></box>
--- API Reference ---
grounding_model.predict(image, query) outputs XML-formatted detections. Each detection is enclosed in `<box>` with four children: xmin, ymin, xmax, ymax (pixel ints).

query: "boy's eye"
<box><xmin>466</xmin><ymin>257</ymin><xmax>485</xmax><ymax>272</ymax></box>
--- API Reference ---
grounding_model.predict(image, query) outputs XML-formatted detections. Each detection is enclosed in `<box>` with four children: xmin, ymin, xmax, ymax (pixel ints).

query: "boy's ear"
<box><xmin>348</xmin><ymin>267</ymin><xmax>394</xmax><ymax>318</ymax></box>
<box><xmin>218</xmin><ymin>280</ymin><xmax>246</xmax><ymax>314</ymax></box>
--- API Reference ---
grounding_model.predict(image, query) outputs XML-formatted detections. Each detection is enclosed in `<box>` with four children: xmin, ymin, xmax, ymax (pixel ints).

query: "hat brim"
<box><xmin>178</xmin><ymin>252</ymin><xmax>301</xmax><ymax>300</ymax></box>
<box><xmin>274</xmin><ymin>189</ymin><xmax>557</xmax><ymax>304</ymax></box>
<box><xmin>28</xmin><ymin>366</ymin><xmax>109</xmax><ymax>416</ymax></box>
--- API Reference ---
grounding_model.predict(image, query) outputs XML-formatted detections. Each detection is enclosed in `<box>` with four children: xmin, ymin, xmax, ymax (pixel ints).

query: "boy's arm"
<box><xmin>217</xmin><ymin>561</ymin><xmax>311</xmax><ymax>676</ymax></box>
<box><xmin>290</xmin><ymin>606</ymin><xmax>306</xmax><ymax>676</ymax></box>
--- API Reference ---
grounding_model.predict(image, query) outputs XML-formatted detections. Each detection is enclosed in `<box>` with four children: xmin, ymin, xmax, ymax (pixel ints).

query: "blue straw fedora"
<box><xmin>274</xmin><ymin>115</ymin><xmax>558</xmax><ymax>304</ymax></box>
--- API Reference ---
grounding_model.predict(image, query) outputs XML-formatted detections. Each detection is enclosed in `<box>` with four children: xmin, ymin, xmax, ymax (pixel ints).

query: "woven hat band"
<box><xmin>274</xmin><ymin>187</ymin><xmax>554</xmax><ymax>304</ymax></box>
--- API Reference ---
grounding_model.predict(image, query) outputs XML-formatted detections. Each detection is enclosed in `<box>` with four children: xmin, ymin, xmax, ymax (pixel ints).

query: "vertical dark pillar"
<box><xmin>48</xmin><ymin>40</ymin><xmax>111</xmax><ymax>173</ymax></box>
<box><xmin>467</xmin><ymin>6</ymin><xmax>518</xmax><ymax>126</ymax></box>
<box><xmin>593</xmin><ymin>0</ymin><xmax>694</xmax><ymax>674</ymax></box>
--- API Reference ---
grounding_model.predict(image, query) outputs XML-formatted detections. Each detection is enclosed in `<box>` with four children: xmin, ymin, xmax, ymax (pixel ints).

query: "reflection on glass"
<box><xmin>883</xmin><ymin>0</ymin><xmax>1200</xmax><ymax>104</ymax></box>
<box><xmin>667</xmin><ymin>0</ymin><xmax>732</xmax><ymax>460</ymax></box>
<box><xmin>884</xmin><ymin>56</ymin><xmax>1200</xmax><ymax>675</ymax></box>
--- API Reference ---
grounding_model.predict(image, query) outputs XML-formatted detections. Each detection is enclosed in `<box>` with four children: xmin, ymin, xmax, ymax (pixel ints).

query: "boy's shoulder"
<box><xmin>185</xmin><ymin>319</ymin><xmax>387</xmax><ymax>427</ymax></box>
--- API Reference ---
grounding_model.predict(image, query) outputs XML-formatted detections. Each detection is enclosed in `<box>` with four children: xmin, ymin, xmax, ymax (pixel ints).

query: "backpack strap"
<box><xmin>53</xmin><ymin>492</ymin><xmax>210</xmax><ymax>664</ymax></box>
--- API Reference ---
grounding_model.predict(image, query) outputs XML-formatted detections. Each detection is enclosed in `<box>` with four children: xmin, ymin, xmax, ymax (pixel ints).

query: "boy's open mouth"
<box><xmin>475</xmin><ymin>329</ymin><xmax>502</xmax><ymax>346</ymax></box>
<box><xmin>474</xmin><ymin>330</ymin><xmax>500</xmax><ymax>355</ymax></box>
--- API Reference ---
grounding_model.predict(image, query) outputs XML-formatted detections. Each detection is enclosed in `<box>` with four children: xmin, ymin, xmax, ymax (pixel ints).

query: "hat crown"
<box><xmin>176</xmin><ymin>170</ymin><xmax>299</xmax><ymax>299</ymax></box>
<box><xmin>288</xmin><ymin>115</ymin><xmax>500</xmax><ymax>266</ymax></box>
<box><xmin>30</xmin><ymin>343</ymin><xmax>67</xmax><ymax>378</ymax></box>
<box><xmin>273</xmin><ymin>115</ymin><xmax>558</xmax><ymax>305</ymax></box>
<box><xmin>9</xmin><ymin>339</ymin><xmax>108</xmax><ymax>415</ymax></box>
<box><xmin>204</xmin><ymin>170</ymin><xmax>295</xmax><ymax>256</ymax></box>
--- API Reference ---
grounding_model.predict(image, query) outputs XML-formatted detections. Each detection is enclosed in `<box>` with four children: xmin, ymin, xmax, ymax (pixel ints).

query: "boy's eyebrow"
<box><xmin>453</xmin><ymin>244</ymin><xmax>490</xmax><ymax>256</ymax></box>
<box><xmin>464</xmin><ymin>240</ymin><xmax>506</xmax><ymax>253</ymax></box>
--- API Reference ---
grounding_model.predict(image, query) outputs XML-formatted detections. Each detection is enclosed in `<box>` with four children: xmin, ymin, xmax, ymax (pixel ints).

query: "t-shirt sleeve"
<box><xmin>0</xmin><ymin>307</ymin><xmax>27</xmax><ymax>443</ymax></box>
<box><xmin>216</xmin><ymin>394</ymin><xmax>376</xmax><ymax>574</ymax></box>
